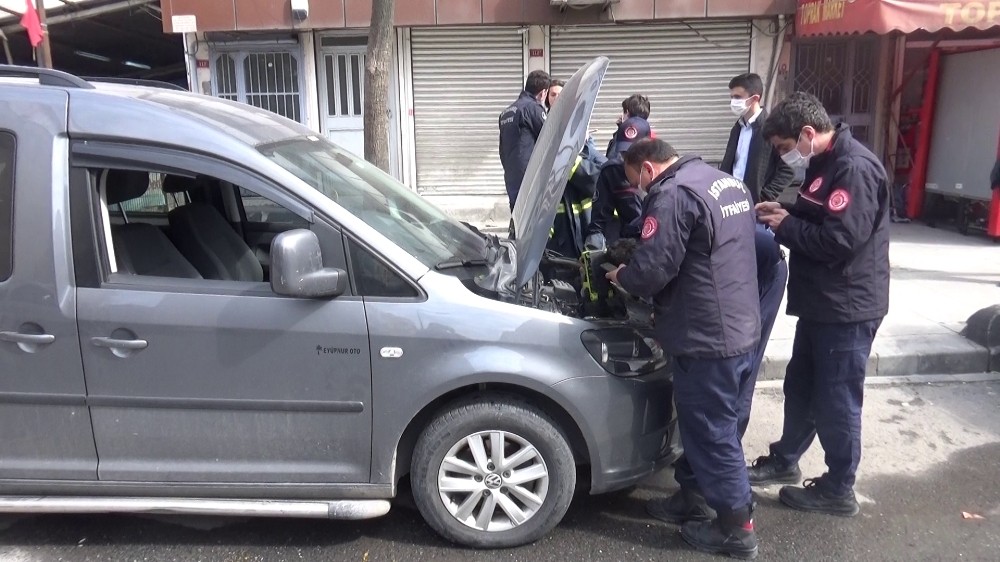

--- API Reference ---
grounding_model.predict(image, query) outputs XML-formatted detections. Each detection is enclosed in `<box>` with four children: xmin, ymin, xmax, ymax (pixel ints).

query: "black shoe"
<box><xmin>647</xmin><ymin>489</ymin><xmax>717</xmax><ymax>525</ymax></box>
<box><xmin>779</xmin><ymin>477</ymin><xmax>860</xmax><ymax>517</ymax></box>
<box><xmin>747</xmin><ymin>454</ymin><xmax>802</xmax><ymax>485</ymax></box>
<box><xmin>680</xmin><ymin>506</ymin><xmax>758</xmax><ymax>560</ymax></box>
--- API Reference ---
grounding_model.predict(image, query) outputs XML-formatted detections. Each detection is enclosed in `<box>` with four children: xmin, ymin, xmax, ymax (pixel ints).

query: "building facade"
<box><xmin>163</xmin><ymin>0</ymin><xmax>795</xmax><ymax>221</ymax></box>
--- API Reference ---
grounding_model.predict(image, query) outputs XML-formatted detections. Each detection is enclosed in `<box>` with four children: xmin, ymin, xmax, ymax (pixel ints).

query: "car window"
<box><xmin>88</xmin><ymin>163</ymin><xmax>340</xmax><ymax>287</ymax></box>
<box><xmin>0</xmin><ymin>131</ymin><xmax>14</xmax><ymax>282</ymax></box>
<box><xmin>347</xmin><ymin>239</ymin><xmax>418</xmax><ymax>298</ymax></box>
<box><xmin>239</xmin><ymin>187</ymin><xmax>308</xmax><ymax>228</ymax></box>
<box><xmin>257</xmin><ymin>136</ymin><xmax>485</xmax><ymax>269</ymax></box>
<box><xmin>117</xmin><ymin>173</ymin><xmax>187</xmax><ymax>216</ymax></box>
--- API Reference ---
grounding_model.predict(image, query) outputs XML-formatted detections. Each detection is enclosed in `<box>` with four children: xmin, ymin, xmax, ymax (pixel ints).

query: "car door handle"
<box><xmin>0</xmin><ymin>331</ymin><xmax>56</xmax><ymax>345</ymax></box>
<box><xmin>91</xmin><ymin>337</ymin><xmax>148</xmax><ymax>350</ymax></box>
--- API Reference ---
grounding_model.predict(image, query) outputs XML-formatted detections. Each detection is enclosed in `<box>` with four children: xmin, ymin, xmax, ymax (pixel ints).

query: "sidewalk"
<box><xmin>759</xmin><ymin>222</ymin><xmax>1000</xmax><ymax>379</ymax></box>
<box><xmin>473</xmin><ymin>221</ymin><xmax>1000</xmax><ymax>377</ymax></box>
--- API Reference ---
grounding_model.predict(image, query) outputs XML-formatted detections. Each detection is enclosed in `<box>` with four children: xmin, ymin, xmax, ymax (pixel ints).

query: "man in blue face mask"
<box><xmin>750</xmin><ymin>92</ymin><xmax>890</xmax><ymax>518</ymax></box>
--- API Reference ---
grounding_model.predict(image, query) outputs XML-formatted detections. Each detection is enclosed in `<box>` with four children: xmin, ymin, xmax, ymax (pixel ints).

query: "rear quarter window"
<box><xmin>0</xmin><ymin>131</ymin><xmax>14</xmax><ymax>281</ymax></box>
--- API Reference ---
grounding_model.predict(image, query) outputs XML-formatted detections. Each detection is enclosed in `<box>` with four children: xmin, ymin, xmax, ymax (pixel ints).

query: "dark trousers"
<box><xmin>769</xmin><ymin>318</ymin><xmax>882</xmax><ymax>495</ymax></box>
<box><xmin>674</xmin><ymin>260</ymin><xmax>787</xmax><ymax>495</ymax></box>
<box><xmin>673</xmin><ymin>352</ymin><xmax>756</xmax><ymax>513</ymax></box>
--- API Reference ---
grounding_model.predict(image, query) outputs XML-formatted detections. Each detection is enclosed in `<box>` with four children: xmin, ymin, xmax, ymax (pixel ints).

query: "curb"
<box><xmin>759</xmin><ymin>333</ymin><xmax>991</xmax><ymax>381</ymax></box>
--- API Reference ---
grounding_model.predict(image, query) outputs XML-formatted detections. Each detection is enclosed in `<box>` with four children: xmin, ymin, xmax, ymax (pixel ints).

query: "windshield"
<box><xmin>257</xmin><ymin>136</ymin><xmax>486</xmax><ymax>268</ymax></box>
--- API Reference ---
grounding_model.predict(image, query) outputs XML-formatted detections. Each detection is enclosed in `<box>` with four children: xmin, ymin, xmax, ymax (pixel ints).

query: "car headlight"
<box><xmin>581</xmin><ymin>327</ymin><xmax>667</xmax><ymax>377</ymax></box>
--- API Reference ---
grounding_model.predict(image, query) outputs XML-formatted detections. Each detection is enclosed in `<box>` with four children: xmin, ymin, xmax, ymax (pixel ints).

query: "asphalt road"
<box><xmin>2</xmin><ymin>379</ymin><xmax>998</xmax><ymax>562</ymax></box>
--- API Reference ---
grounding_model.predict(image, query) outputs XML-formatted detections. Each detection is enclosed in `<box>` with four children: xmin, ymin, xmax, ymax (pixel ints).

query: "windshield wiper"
<box><xmin>435</xmin><ymin>258</ymin><xmax>488</xmax><ymax>270</ymax></box>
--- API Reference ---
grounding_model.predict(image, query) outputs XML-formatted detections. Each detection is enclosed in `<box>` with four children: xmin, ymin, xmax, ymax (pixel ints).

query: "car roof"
<box><xmin>87</xmin><ymin>82</ymin><xmax>313</xmax><ymax>147</ymax></box>
<box><xmin>0</xmin><ymin>74</ymin><xmax>310</xmax><ymax>148</ymax></box>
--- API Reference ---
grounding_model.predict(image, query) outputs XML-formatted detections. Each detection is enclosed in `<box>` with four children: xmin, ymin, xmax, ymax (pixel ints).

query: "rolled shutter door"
<box><xmin>410</xmin><ymin>27</ymin><xmax>524</xmax><ymax>195</ymax></box>
<box><xmin>550</xmin><ymin>21</ymin><xmax>751</xmax><ymax>163</ymax></box>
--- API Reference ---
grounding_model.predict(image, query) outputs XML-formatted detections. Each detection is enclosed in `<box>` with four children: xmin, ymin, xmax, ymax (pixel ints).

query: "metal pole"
<box><xmin>0</xmin><ymin>28</ymin><xmax>13</xmax><ymax>65</ymax></box>
<box><xmin>905</xmin><ymin>48</ymin><xmax>941</xmax><ymax>220</ymax></box>
<box><xmin>36</xmin><ymin>0</ymin><xmax>53</xmax><ymax>68</ymax></box>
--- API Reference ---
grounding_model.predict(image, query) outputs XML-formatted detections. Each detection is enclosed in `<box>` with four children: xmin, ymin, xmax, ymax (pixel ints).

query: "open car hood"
<box><xmin>511</xmin><ymin>57</ymin><xmax>609</xmax><ymax>288</ymax></box>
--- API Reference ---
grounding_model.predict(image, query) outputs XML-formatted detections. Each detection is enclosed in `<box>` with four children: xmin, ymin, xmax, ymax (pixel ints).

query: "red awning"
<box><xmin>797</xmin><ymin>0</ymin><xmax>1000</xmax><ymax>36</ymax></box>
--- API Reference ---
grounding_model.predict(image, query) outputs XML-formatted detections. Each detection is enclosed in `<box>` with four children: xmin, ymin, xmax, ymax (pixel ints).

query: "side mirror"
<box><xmin>270</xmin><ymin>229</ymin><xmax>347</xmax><ymax>298</ymax></box>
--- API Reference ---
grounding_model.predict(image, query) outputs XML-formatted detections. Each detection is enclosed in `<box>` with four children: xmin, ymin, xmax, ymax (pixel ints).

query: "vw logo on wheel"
<box><xmin>484</xmin><ymin>473</ymin><xmax>503</xmax><ymax>489</ymax></box>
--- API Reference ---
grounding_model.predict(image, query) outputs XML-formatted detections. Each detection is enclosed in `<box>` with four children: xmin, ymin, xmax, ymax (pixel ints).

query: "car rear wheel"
<box><xmin>411</xmin><ymin>395</ymin><xmax>576</xmax><ymax>548</ymax></box>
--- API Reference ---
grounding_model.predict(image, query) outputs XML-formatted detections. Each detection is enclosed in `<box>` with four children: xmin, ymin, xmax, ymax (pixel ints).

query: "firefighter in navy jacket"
<box><xmin>499</xmin><ymin>70</ymin><xmax>550</xmax><ymax>211</ymax></box>
<box><xmin>647</xmin><ymin>223</ymin><xmax>788</xmax><ymax>531</ymax></box>
<box><xmin>750</xmin><ymin>92</ymin><xmax>890</xmax><ymax>520</ymax></box>
<box><xmin>543</xmin><ymin>80</ymin><xmax>607</xmax><ymax>258</ymax></box>
<box><xmin>606</xmin><ymin>138</ymin><xmax>761</xmax><ymax>560</ymax></box>
<box><xmin>546</xmin><ymin>136</ymin><xmax>606</xmax><ymax>258</ymax></box>
<box><xmin>584</xmin><ymin>117</ymin><xmax>650</xmax><ymax>250</ymax></box>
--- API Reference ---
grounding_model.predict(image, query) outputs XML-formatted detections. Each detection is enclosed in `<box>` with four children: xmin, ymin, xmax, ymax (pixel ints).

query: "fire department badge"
<box><xmin>827</xmin><ymin>189</ymin><xmax>851</xmax><ymax>212</ymax></box>
<box><xmin>624</xmin><ymin>125</ymin><xmax>638</xmax><ymax>140</ymax></box>
<box><xmin>808</xmin><ymin>177</ymin><xmax>823</xmax><ymax>193</ymax></box>
<box><xmin>641</xmin><ymin>216</ymin><xmax>658</xmax><ymax>239</ymax></box>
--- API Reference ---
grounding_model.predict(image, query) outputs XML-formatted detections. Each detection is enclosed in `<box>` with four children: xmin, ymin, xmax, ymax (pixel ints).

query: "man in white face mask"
<box><xmin>720</xmin><ymin>73</ymin><xmax>794</xmax><ymax>204</ymax></box>
<box><xmin>750</xmin><ymin>91</ymin><xmax>890</xmax><ymax>520</ymax></box>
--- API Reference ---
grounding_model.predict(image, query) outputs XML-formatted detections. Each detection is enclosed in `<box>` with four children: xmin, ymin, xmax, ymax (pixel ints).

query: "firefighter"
<box><xmin>605</xmin><ymin>94</ymin><xmax>652</xmax><ymax>158</ymax></box>
<box><xmin>749</xmin><ymin>92</ymin><xmax>890</xmax><ymax>518</ymax></box>
<box><xmin>585</xmin><ymin>116</ymin><xmax>652</xmax><ymax>251</ymax></box>
<box><xmin>646</xmin><ymin>223</ymin><xmax>787</xmax><ymax>529</ymax></box>
<box><xmin>499</xmin><ymin>70</ymin><xmax>550</xmax><ymax>213</ymax></box>
<box><xmin>545</xmin><ymin>78</ymin><xmax>606</xmax><ymax>259</ymax></box>
<box><xmin>606</xmin><ymin>138</ymin><xmax>761</xmax><ymax>559</ymax></box>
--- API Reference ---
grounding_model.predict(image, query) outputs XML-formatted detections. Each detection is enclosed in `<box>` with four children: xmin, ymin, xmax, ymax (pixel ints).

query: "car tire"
<box><xmin>411</xmin><ymin>394</ymin><xmax>576</xmax><ymax>548</ymax></box>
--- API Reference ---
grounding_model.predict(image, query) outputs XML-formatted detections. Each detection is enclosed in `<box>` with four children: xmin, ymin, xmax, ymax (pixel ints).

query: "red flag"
<box><xmin>21</xmin><ymin>0</ymin><xmax>44</xmax><ymax>48</ymax></box>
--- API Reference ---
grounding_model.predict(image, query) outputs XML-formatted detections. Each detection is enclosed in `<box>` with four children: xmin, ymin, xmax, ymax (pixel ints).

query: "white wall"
<box><xmin>182</xmin><ymin>32</ymin><xmax>213</xmax><ymax>95</ymax></box>
<box><xmin>749</xmin><ymin>16</ymin><xmax>788</xmax><ymax>110</ymax></box>
<box><xmin>299</xmin><ymin>31</ymin><xmax>321</xmax><ymax>133</ymax></box>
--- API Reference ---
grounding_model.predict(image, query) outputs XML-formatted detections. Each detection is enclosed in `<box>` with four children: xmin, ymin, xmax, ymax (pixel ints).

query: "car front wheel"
<box><xmin>411</xmin><ymin>395</ymin><xmax>576</xmax><ymax>548</ymax></box>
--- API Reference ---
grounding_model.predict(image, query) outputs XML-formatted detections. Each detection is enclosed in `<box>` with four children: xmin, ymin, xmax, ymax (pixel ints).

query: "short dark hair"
<box><xmin>728</xmin><ymin>73</ymin><xmax>764</xmax><ymax>97</ymax></box>
<box><xmin>761</xmin><ymin>91</ymin><xmax>835</xmax><ymax>141</ymax></box>
<box><xmin>524</xmin><ymin>70</ymin><xmax>551</xmax><ymax>96</ymax></box>
<box><xmin>549</xmin><ymin>79</ymin><xmax>566</xmax><ymax>89</ymax></box>
<box><xmin>622</xmin><ymin>94</ymin><xmax>651</xmax><ymax>119</ymax></box>
<box><xmin>623</xmin><ymin>138</ymin><xmax>678</xmax><ymax>167</ymax></box>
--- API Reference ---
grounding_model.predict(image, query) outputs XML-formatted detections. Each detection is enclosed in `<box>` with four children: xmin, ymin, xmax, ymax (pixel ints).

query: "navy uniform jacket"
<box><xmin>499</xmin><ymin>91</ymin><xmax>547</xmax><ymax>209</ymax></box>
<box><xmin>775</xmin><ymin>124</ymin><xmax>890</xmax><ymax>323</ymax></box>
<box><xmin>588</xmin><ymin>154</ymin><xmax>644</xmax><ymax>242</ymax></box>
<box><xmin>618</xmin><ymin>156</ymin><xmax>761</xmax><ymax>358</ymax></box>
<box><xmin>548</xmin><ymin>138</ymin><xmax>607</xmax><ymax>257</ymax></box>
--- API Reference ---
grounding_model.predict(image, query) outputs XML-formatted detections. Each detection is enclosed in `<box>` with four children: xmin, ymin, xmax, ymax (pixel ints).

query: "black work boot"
<box><xmin>747</xmin><ymin>454</ymin><xmax>802</xmax><ymax>485</ymax></box>
<box><xmin>681</xmin><ymin>505</ymin><xmax>758</xmax><ymax>560</ymax></box>
<box><xmin>779</xmin><ymin>477</ymin><xmax>860</xmax><ymax>517</ymax></box>
<box><xmin>647</xmin><ymin>489</ymin><xmax>717</xmax><ymax>525</ymax></box>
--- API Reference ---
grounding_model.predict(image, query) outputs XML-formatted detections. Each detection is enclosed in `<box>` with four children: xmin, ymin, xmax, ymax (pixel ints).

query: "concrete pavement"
<box><xmin>759</xmin><ymin>222</ymin><xmax>1000</xmax><ymax>379</ymax></box>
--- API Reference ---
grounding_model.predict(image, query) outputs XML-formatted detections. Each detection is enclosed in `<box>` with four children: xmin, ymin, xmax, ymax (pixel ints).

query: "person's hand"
<box><xmin>755</xmin><ymin>202</ymin><xmax>789</xmax><ymax>230</ymax></box>
<box><xmin>605</xmin><ymin>264</ymin><xmax>625</xmax><ymax>285</ymax></box>
<box><xmin>758</xmin><ymin>208</ymin><xmax>789</xmax><ymax>230</ymax></box>
<box><xmin>755</xmin><ymin>202</ymin><xmax>782</xmax><ymax>215</ymax></box>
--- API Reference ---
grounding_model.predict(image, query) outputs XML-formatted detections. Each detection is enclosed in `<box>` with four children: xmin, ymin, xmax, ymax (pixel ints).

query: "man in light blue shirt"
<box><xmin>733</xmin><ymin>105</ymin><xmax>763</xmax><ymax>182</ymax></box>
<box><xmin>720</xmin><ymin>73</ymin><xmax>794</xmax><ymax>203</ymax></box>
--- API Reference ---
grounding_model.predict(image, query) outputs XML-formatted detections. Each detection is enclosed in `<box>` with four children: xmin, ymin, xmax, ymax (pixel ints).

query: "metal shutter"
<box><xmin>550</xmin><ymin>22</ymin><xmax>751</xmax><ymax>163</ymax></box>
<box><xmin>410</xmin><ymin>27</ymin><xmax>523</xmax><ymax>195</ymax></box>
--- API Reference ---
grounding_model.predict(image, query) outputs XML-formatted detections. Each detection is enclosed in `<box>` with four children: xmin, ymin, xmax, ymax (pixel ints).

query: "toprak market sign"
<box><xmin>796</xmin><ymin>0</ymin><xmax>1000</xmax><ymax>36</ymax></box>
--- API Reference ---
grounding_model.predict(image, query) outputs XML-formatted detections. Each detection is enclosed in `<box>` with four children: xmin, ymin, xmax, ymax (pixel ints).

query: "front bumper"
<box><xmin>552</xmin><ymin>368</ymin><xmax>678</xmax><ymax>494</ymax></box>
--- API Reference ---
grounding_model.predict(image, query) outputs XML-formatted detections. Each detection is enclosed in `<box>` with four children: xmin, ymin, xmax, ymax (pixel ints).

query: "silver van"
<box><xmin>0</xmin><ymin>58</ymin><xmax>675</xmax><ymax>548</ymax></box>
